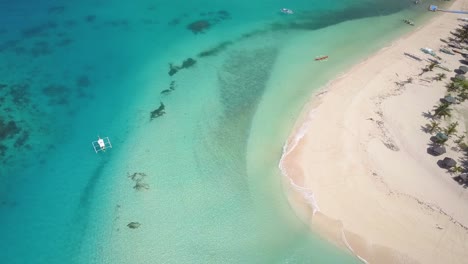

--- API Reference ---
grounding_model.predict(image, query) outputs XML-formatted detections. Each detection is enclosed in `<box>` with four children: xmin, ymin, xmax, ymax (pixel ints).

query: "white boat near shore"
<box><xmin>280</xmin><ymin>8</ymin><xmax>294</xmax><ymax>14</ymax></box>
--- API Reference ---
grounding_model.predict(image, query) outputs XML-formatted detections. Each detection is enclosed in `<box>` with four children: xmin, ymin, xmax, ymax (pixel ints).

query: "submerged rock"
<box><xmin>127</xmin><ymin>222</ymin><xmax>141</xmax><ymax>229</ymax></box>
<box><xmin>181</xmin><ymin>58</ymin><xmax>196</xmax><ymax>68</ymax></box>
<box><xmin>150</xmin><ymin>102</ymin><xmax>165</xmax><ymax>120</ymax></box>
<box><xmin>168</xmin><ymin>63</ymin><xmax>179</xmax><ymax>76</ymax></box>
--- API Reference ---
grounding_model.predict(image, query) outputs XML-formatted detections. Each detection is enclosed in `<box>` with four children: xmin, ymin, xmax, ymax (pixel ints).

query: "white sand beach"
<box><xmin>282</xmin><ymin>1</ymin><xmax>468</xmax><ymax>263</ymax></box>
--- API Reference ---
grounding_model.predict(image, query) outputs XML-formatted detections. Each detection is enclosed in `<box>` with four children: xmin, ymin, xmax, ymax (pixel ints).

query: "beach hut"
<box><xmin>442</xmin><ymin>157</ymin><xmax>457</xmax><ymax>168</ymax></box>
<box><xmin>436</xmin><ymin>132</ymin><xmax>449</xmax><ymax>142</ymax></box>
<box><xmin>442</xmin><ymin>95</ymin><xmax>457</xmax><ymax>104</ymax></box>
<box><xmin>459</xmin><ymin>65</ymin><xmax>468</xmax><ymax>74</ymax></box>
<box><xmin>431</xmin><ymin>145</ymin><xmax>446</xmax><ymax>156</ymax></box>
<box><xmin>455</xmin><ymin>74</ymin><xmax>466</xmax><ymax>81</ymax></box>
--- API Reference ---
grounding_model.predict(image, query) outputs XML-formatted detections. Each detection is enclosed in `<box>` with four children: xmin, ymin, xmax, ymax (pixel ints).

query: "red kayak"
<box><xmin>315</xmin><ymin>55</ymin><xmax>328</xmax><ymax>61</ymax></box>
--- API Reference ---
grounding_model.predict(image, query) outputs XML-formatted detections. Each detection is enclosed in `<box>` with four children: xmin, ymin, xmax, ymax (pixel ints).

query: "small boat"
<box><xmin>452</xmin><ymin>49</ymin><xmax>467</xmax><ymax>55</ymax></box>
<box><xmin>404</xmin><ymin>52</ymin><xmax>422</xmax><ymax>61</ymax></box>
<box><xmin>403</xmin><ymin>19</ymin><xmax>415</xmax><ymax>26</ymax></box>
<box><xmin>92</xmin><ymin>136</ymin><xmax>112</xmax><ymax>153</ymax></box>
<box><xmin>315</xmin><ymin>55</ymin><xmax>328</xmax><ymax>61</ymax></box>
<box><xmin>420</xmin><ymin>47</ymin><xmax>436</xmax><ymax>56</ymax></box>
<box><xmin>280</xmin><ymin>8</ymin><xmax>294</xmax><ymax>14</ymax></box>
<box><xmin>440</xmin><ymin>48</ymin><xmax>455</xmax><ymax>55</ymax></box>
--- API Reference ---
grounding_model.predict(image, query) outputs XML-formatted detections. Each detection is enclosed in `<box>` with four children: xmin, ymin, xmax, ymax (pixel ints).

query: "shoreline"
<box><xmin>281</xmin><ymin>1</ymin><xmax>468</xmax><ymax>263</ymax></box>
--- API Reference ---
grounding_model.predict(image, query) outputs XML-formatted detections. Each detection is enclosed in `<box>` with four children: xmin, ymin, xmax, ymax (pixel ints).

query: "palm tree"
<box><xmin>420</xmin><ymin>62</ymin><xmax>437</xmax><ymax>76</ymax></box>
<box><xmin>433</xmin><ymin>102</ymin><xmax>452</xmax><ymax>119</ymax></box>
<box><xmin>446</xmin><ymin>82</ymin><xmax>459</xmax><ymax>92</ymax></box>
<box><xmin>457</xmin><ymin>90</ymin><xmax>468</xmax><ymax>102</ymax></box>
<box><xmin>427</xmin><ymin>121</ymin><xmax>440</xmax><ymax>133</ymax></box>
<box><xmin>445</xmin><ymin>121</ymin><xmax>459</xmax><ymax>136</ymax></box>
<box><xmin>434</xmin><ymin>73</ymin><xmax>446</xmax><ymax>81</ymax></box>
<box><xmin>450</xmin><ymin>165</ymin><xmax>464</xmax><ymax>174</ymax></box>
<box><xmin>455</xmin><ymin>134</ymin><xmax>465</xmax><ymax>144</ymax></box>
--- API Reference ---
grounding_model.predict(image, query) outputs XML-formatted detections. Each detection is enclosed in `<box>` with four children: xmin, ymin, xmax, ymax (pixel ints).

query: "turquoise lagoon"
<box><xmin>0</xmin><ymin>0</ymin><xmax>443</xmax><ymax>263</ymax></box>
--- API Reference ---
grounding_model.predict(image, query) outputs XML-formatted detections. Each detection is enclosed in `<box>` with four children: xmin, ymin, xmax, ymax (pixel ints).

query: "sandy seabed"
<box><xmin>282</xmin><ymin>1</ymin><xmax>468</xmax><ymax>263</ymax></box>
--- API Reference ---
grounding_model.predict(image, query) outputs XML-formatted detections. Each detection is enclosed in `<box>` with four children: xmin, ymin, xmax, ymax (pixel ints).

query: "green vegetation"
<box><xmin>432</xmin><ymin>102</ymin><xmax>452</xmax><ymax>119</ymax></box>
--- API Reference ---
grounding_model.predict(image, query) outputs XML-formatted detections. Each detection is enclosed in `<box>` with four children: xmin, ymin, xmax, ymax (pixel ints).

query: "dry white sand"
<box><xmin>282</xmin><ymin>1</ymin><xmax>468</xmax><ymax>263</ymax></box>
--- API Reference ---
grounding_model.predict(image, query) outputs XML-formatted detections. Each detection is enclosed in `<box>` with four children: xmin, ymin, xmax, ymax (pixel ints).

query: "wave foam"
<box><xmin>278</xmin><ymin>107</ymin><xmax>368</xmax><ymax>264</ymax></box>
<box><xmin>278</xmin><ymin>109</ymin><xmax>320</xmax><ymax>214</ymax></box>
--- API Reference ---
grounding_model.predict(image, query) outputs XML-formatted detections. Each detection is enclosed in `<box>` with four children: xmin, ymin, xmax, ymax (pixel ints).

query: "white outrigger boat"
<box><xmin>92</xmin><ymin>136</ymin><xmax>112</xmax><ymax>153</ymax></box>
<box><xmin>280</xmin><ymin>8</ymin><xmax>294</xmax><ymax>14</ymax></box>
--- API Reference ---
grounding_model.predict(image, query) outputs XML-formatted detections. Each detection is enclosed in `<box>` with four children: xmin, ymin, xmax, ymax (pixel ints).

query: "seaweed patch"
<box><xmin>76</xmin><ymin>75</ymin><xmax>91</xmax><ymax>87</ymax></box>
<box><xmin>198</xmin><ymin>41</ymin><xmax>233</xmax><ymax>57</ymax></box>
<box><xmin>150</xmin><ymin>102</ymin><xmax>166</xmax><ymax>120</ymax></box>
<box><xmin>127</xmin><ymin>172</ymin><xmax>150</xmax><ymax>191</ymax></box>
<box><xmin>161</xmin><ymin>81</ymin><xmax>176</xmax><ymax>94</ymax></box>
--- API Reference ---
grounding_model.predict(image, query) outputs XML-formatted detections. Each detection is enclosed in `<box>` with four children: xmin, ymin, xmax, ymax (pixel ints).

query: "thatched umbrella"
<box><xmin>459</xmin><ymin>65</ymin><xmax>468</xmax><ymax>74</ymax></box>
<box><xmin>436</xmin><ymin>132</ymin><xmax>449</xmax><ymax>142</ymax></box>
<box><xmin>442</xmin><ymin>157</ymin><xmax>457</xmax><ymax>168</ymax></box>
<box><xmin>431</xmin><ymin>145</ymin><xmax>446</xmax><ymax>156</ymax></box>
<box><xmin>455</xmin><ymin>74</ymin><xmax>466</xmax><ymax>81</ymax></box>
<box><xmin>442</xmin><ymin>95</ymin><xmax>457</xmax><ymax>104</ymax></box>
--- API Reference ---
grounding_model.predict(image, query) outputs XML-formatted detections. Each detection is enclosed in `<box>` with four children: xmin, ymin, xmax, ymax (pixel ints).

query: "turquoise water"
<box><xmin>0</xmin><ymin>1</ymin><xmax>440</xmax><ymax>263</ymax></box>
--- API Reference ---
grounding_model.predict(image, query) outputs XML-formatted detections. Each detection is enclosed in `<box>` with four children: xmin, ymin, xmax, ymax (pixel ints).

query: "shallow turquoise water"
<box><xmin>0</xmin><ymin>1</ymin><xmax>440</xmax><ymax>263</ymax></box>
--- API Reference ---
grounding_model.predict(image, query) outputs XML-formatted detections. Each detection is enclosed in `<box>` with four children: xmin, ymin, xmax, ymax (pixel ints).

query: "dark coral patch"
<box><xmin>0</xmin><ymin>39</ymin><xmax>19</xmax><ymax>53</ymax></box>
<box><xmin>0</xmin><ymin>118</ymin><xmax>21</xmax><ymax>140</ymax></box>
<box><xmin>182</xmin><ymin>58</ymin><xmax>196</xmax><ymax>68</ymax></box>
<box><xmin>30</xmin><ymin>41</ymin><xmax>52</xmax><ymax>57</ymax></box>
<box><xmin>168</xmin><ymin>63</ymin><xmax>179</xmax><ymax>76</ymax></box>
<box><xmin>76</xmin><ymin>75</ymin><xmax>91</xmax><ymax>87</ymax></box>
<box><xmin>187</xmin><ymin>20</ymin><xmax>211</xmax><ymax>34</ymax></box>
<box><xmin>168</xmin><ymin>58</ymin><xmax>197</xmax><ymax>76</ymax></box>
<box><xmin>42</xmin><ymin>84</ymin><xmax>70</xmax><ymax>105</ymax></box>
<box><xmin>14</xmin><ymin>131</ymin><xmax>29</xmax><ymax>148</ymax></box>
<box><xmin>56</xmin><ymin>38</ymin><xmax>72</xmax><ymax>47</ymax></box>
<box><xmin>198</xmin><ymin>41</ymin><xmax>233</xmax><ymax>57</ymax></box>
<box><xmin>48</xmin><ymin>6</ymin><xmax>65</xmax><ymax>15</ymax></box>
<box><xmin>168</xmin><ymin>18</ymin><xmax>180</xmax><ymax>26</ymax></box>
<box><xmin>169</xmin><ymin>81</ymin><xmax>176</xmax><ymax>90</ymax></box>
<box><xmin>21</xmin><ymin>22</ymin><xmax>56</xmax><ymax>38</ymax></box>
<box><xmin>150</xmin><ymin>102</ymin><xmax>165</xmax><ymax>120</ymax></box>
<box><xmin>0</xmin><ymin>144</ymin><xmax>6</xmax><ymax>157</ymax></box>
<box><xmin>9</xmin><ymin>84</ymin><xmax>30</xmax><ymax>105</ymax></box>
<box><xmin>85</xmin><ymin>15</ymin><xmax>96</xmax><ymax>23</ymax></box>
